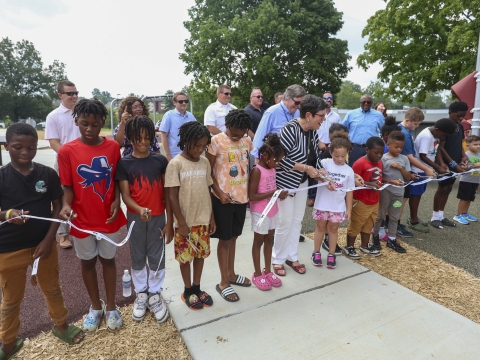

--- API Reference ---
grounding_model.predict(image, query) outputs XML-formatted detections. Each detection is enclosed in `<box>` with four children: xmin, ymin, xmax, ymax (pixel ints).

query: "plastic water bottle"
<box><xmin>122</xmin><ymin>269</ymin><xmax>131</xmax><ymax>297</ymax></box>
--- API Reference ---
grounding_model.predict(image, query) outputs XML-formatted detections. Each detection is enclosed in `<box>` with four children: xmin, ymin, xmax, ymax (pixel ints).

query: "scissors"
<box><xmin>67</xmin><ymin>210</ymin><xmax>74</xmax><ymax>223</ymax></box>
<box><xmin>143</xmin><ymin>208</ymin><xmax>151</xmax><ymax>220</ymax></box>
<box><xmin>21</xmin><ymin>209</ymin><xmax>25</xmax><ymax>223</ymax></box>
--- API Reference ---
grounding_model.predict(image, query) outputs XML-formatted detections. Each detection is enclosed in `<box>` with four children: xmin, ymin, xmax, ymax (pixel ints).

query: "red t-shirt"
<box><xmin>58</xmin><ymin>138</ymin><xmax>127</xmax><ymax>238</ymax></box>
<box><xmin>352</xmin><ymin>156</ymin><xmax>383</xmax><ymax>205</ymax></box>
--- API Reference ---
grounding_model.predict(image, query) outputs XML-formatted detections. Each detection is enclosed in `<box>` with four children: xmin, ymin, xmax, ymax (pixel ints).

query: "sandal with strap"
<box><xmin>251</xmin><ymin>272</ymin><xmax>272</xmax><ymax>291</ymax></box>
<box><xmin>216</xmin><ymin>284</ymin><xmax>240</xmax><ymax>302</ymax></box>
<box><xmin>273</xmin><ymin>264</ymin><xmax>286</xmax><ymax>277</ymax></box>
<box><xmin>229</xmin><ymin>274</ymin><xmax>251</xmax><ymax>287</ymax></box>
<box><xmin>0</xmin><ymin>338</ymin><xmax>23</xmax><ymax>360</ymax></box>
<box><xmin>285</xmin><ymin>260</ymin><xmax>306</xmax><ymax>274</ymax></box>
<box><xmin>181</xmin><ymin>293</ymin><xmax>203</xmax><ymax>310</ymax></box>
<box><xmin>198</xmin><ymin>291</ymin><xmax>213</xmax><ymax>307</ymax></box>
<box><xmin>52</xmin><ymin>324</ymin><xmax>84</xmax><ymax>345</ymax></box>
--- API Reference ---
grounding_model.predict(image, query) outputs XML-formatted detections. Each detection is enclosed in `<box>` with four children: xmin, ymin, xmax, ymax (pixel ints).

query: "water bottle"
<box><xmin>122</xmin><ymin>269</ymin><xmax>131</xmax><ymax>297</ymax></box>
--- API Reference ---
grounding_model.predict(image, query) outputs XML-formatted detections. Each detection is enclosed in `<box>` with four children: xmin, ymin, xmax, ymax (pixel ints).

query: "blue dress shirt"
<box><xmin>399</xmin><ymin>123</ymin><xmax>414</xmax><ymax>156</ymax></box>
<box><xmin>251</xmin><ymin>101</ymin><xmax>299</xmax><ymax>157</ymax></box>
<box><xmin>342</xmin><ymin>108</ymin><xmax>385</xmax><ymax>145</ymax></box>
<box><xmin>159</xmin><ymin>109</ymin><xmax>196</xmax><ymax>157</ymax></box>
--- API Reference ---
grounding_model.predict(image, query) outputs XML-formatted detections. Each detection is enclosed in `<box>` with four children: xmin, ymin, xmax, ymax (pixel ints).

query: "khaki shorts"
<box><xmin>347</xmin><ymin>200</ymin><xmax>379</xmax><ymax>237</ymax></box>
<box><xmin>72</xmin><ymin>232</ymin><xmax>118</xmax><ymax>260</ymax></box>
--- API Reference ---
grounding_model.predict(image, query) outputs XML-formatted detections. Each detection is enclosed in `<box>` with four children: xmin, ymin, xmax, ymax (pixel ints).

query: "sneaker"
<box><xmin>252</xmin><ymin>272</ymin><xmax>272</xmax><ymax>291</ymax></box>
<box><xmin>371</xmin><ymin>235</ymin><xmax>382</xmax><ymax>251</ymax></box>
<box><xmin>441</xmin><ymin>218</ymin><xmax>456</xmax><ymax>227</ymax></box>
<box><xmin>311</xmin><ymin>251</ymin><xmax>322</xmax><ymax>266</ymax></box>
<box><xmin>428</xmin><ymin>220</ymin><xmax>444</xmax><ymax>229</ymax></box>
<box><xmin>453</xmin><ymin>214</ymin><xmax>470</xmax><ymax>225</ymax></box>
<box><xmin>105</xmin><ymin>309</ymin><xmax>123</xmax><ymax>332</ymax></box>
<box><xmin>408</xmin><ymin>218</ymin><xmax>430</xmax><ymax>233</ymax></box>
<box><xmin>148</xmin><ymin>293</ymin><xmax>169</xmax><ymax>323</ymax></box>
<box><xmin>82</xmin><ymin>300</ymin><xmax>105</xmax><ymax>332</ymax></box>
<box><xmin>463</xmin><ymin>212</ymin><xmax>478</xmax><ymax>222</ymax></box>
<box><xmin>387</xmin><ymin>239</ymin><xmax>406</xmax><ymax>253</ymax></box>
<box><xmin>342</xmin><ymin>246</ymin><xmax>360</xmax><ymax>260</ymax></box>
<box><xmin>322</xmin><ymin>236</ymin><xmax>342</xmax><ymax>255</ymax></box>
<box><xmin>132</xmin><ymin>292</ymin><xmax>149</xmax><ymax>322</ymax></box>
<box><xmin>359</xmin><ymin>244</ymin><xmax>381</xmax><ymax>257</ymax></box>
<box><xmin>326</xmin><ymin>254</ymin><xmax>336</xmax><ymax>269</ymax></box>
<box><xmin>396</xmin><ymin>223</ymin><xmax>414</xmax><ymax>238</ymax></box>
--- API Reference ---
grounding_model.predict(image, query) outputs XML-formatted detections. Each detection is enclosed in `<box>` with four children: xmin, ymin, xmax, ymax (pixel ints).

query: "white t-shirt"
<box><xmin>411</xmin><ymin>127</ymin><xmax>437</xmax><ymax>173</ymax></box>
<box><xmin>316</xmin><ymin>109</ymin><xmax>341</xmax><ymax>144</ymax></box>
<box><xmin>314</xmin><ymin>158</ymin><xmax>355</xmax><ymax>213</ymax></box>
<box><xmin>204</xmin><ymin>100</ymin><xmax>237</xmax><ymax>133</ymax></box>
<box><xmin>45</xmin><ymin>103</ymin><xmax>80</xmax><ymax>147</ymax></box>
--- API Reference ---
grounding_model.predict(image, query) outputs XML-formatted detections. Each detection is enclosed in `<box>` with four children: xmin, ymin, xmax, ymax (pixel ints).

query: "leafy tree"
<box><xmin>162</xmin><ymin>90</ymin><xmax>175</xmax><ymax>111</ymax></box>
<box><xmin>335</xmin><ymin>80</ymin><xmax>363</xmax><ymax>109</ymax></box>
<box><xmin>0</xmin><ymin>37</ymin><xmax>66</xmax><ymax>121</ymax></box>
<box><xmin>184</xmin><ymin>79</ymin><xmax>217</xmax><ymax>122</ymax></box>
<box><xmin>92</xmin><ymin>88</ymin><xmax>114</xmax><ymax>104</ymax></box>
<box><xmin>180</xmin><ymin>0</ymin><xmax>351</xmax><ymax>104</ymax></box>
<box><xmin>357</xmin><ymin>0</ymin><xmax>479</xmax><ymax>102</ymax></box>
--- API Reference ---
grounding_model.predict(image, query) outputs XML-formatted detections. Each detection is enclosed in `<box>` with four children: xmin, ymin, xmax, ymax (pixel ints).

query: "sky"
<box><xmin>0</xmin><ymin>0</ymin><xmax>386</xmax><ymax>98</ymax></box>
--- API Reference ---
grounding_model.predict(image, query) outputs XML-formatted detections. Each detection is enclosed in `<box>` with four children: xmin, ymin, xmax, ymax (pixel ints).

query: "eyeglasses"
<box><xmin>227</xmin><ymin>129</ymin><xmax>248</xmax><ymax>140</ymax></box>
<box><xmin>253</xmin><ymin>95</ymin><xmax>263</xmax><ymax>99</ymax></box>
<box><xmin>323</xmin><ymin>96</ymin><xmax>334</xmax><ymax>101</ymax></box>
<box><xmin>61</xmin><ymin>91</ymin><xmax>78</xmax><ymax>96</ymax></box>
<box><xmin>315</xmin><ymin>113</ymin><xmax>326</xmax><ymax>118</ymax></box>
<box><xmin>132</xmin><ymin>105</ymin><xmax>144</xmax><ymax>110</ymax></box>
<box><xmin>176</xmin><ymin>100</ymin><xmax>189</xmax><ymax>104</ymax></box>
<box><xmin>221</xmin><ymin>92</ymin><xmax>232</xmax><ymax>96</ymax></box>
<box><xmin>361</xmin><ymin>101</ymin><xmax>372</xmax><ymax>105</ymax></box>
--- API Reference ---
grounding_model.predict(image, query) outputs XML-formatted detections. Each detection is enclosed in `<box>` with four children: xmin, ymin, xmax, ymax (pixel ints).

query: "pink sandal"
<box><xmin>251</xmin><ymin>272</ymin><xmax>272</xmax><ymax>291</ymax></box>
<box><xmin>263</xmin><ymin>269</ymin><xmax>282</xmax><ymax>287</ymax></box>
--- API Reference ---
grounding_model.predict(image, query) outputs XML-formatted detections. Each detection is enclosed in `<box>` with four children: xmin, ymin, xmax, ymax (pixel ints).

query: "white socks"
<box><xmin>431</xmin><ymin>211</ymin><xmax>445</xmax><ymax>221</ymax></box>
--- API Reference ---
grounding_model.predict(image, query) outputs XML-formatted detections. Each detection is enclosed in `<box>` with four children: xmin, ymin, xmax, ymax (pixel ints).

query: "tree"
<box><xmin>180</xmin><ymin>0</ymin><xmax>351</xmax><ymax>104</ymax></box>
<box><xmin>335</xmin><ymin>81</ymin><xmax>363</xmax><ymax>109</ymax></box>
<box><xmin>0</xmin><ymin>37</ymin><xmax>66</xmax><ymax>121</ymax></box>
<box><xmin>162</xmin><ymin>90</ymin><xmax>175</xmax><ymax>111</ymax></box>
<box><xmin>184</xmin><ymin>79</ymin><xmax>217</xmax><ymax>122</ymax></box>
<box><xmin>357</xmin><ymin>0</ymin><xmax>479</xmax><ymax>102</ymax></box>
<box><xmin>92</xmin><ymin>88</ymin><xmax>114</xmax><ymax>104</ymax></box>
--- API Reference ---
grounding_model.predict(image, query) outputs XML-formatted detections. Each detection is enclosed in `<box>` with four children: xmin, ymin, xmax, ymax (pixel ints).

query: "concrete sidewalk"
<box><xmin>163</xmin><ymin>224</ymin><xmax>480</xmax><ymax>360</ymax></box>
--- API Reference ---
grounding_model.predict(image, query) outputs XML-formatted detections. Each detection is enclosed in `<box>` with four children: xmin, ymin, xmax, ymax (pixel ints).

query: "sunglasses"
<box><xmin>361</xmin><ymin>101</ymin><xmax>372</xmax><ymax>104</ymax></box>
<box><xmin>323</xmin><ymin>96</ymin><xmax>334</xmax><ymax>100</ymax></box>
<box><xmin>253</xmin><ymin>95</ymin><xmax>263</xmax><ymax>99</ymax></box>
<box><xmin>61</xmin><ymin>91</ymin><xmax>79</xmax><ymax>96</ymax></box>
<box><xmin>176</xmin><ymin>100</ymin><xmax>189</xmax><ymax>104</ymax></box>
<box><xmin>221</xmin><ymin>92</ymin><xmax>232</xmax><ymax>96</ymax></box>
<box><xmin>293</xmin><ymin>100</ymin><xmax>301</xmax><ymax>106</ymax></box>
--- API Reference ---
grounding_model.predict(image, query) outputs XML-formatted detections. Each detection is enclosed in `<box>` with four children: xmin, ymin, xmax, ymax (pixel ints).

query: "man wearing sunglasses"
<box><xmin>342</xmin><ymin>94</ymin><xmax>385</xmax><ymax>165</ymax></box>
<box><xmin>159</xmin><ymin>91</ymin><xmax>196</xmax><ymax>162</ymax></box>
<box><xmin>316</xmin><ymin>92</ymin><xmax>342</xmax><ymax>151</ymax></box>
<box><xmin>244</xmin><ymin>87</ymin><xmax>270</xmax><ymax>134</ymax></box>
<box><xmin>45</xmin><ymin>80</ymin><xmax>81</xmax><ymax>250</ymax></box>
<box><xmin>251</xmin><ymin>84</ymin><xmax>306</xmax><ymax>159</ymax></box>
<box><xmin>204</xmin><ymin>84</ymin><xmax>237</xmax><ymax>135</ymax></box>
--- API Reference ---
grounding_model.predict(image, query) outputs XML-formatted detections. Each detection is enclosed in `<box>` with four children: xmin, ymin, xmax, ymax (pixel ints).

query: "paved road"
<box><xmin>302</xmin><ymin>180</ymin><xmax>480</xmax><ymax>276</ymax></box>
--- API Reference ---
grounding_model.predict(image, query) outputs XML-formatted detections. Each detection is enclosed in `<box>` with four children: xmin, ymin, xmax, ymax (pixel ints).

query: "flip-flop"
<box><xmin>52</xmin><ymin>324</ymin><xmax>84</xmax><ymax>345</ymax></box>
<box><xmin>285</xmin><ymin>260</ymin><xmax>306</xmax><ymax>274</ymax></box>
<box><xmin>0</xmin><ymin>338</ymin><xmax>23</xmax><ymax>360</ymax></box>
<box><xmin>198</xmin><ymin>290</ymin><xmax>213</xmax><ymax>307</ymax></box>
<box><xmin>216</xmin><ymin>284</ymin><xmax>240</xmax><ymax>302</ymax></box>
<box><xmin>181</xmin><ymin>293</ymin><xmax>203</xmax><ymax>310</ymax></box>
<box><xmin>273</xmin><ymin>264</ymin><xmax>286</xmax><ymax>277</ymax></box>
<box><xmin>229</xmin><ymin>275</ymin><xmax>251</xmax><ymax>287</ymax></box>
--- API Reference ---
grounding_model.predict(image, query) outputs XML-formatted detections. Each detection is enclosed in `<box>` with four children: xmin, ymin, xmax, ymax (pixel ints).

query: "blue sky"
<box><xmin>0</xmin><ymin>0</ymin><xmax>386</xmax><ymax>98</ymax></box>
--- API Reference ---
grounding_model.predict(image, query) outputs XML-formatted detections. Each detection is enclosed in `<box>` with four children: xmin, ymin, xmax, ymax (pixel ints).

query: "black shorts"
<box><xmin>457</xmin><ymin>181</ymin><xmax>478</xmax><ymax>202</ymax></box>
<box><xmin>438</xmin><ymin>175</ymin><xmax>456</xmax><ymax>187</ymax></box>
<box><xmin>211</xmin><ymin>195</ymin><xmax>247</xmax><ymax>240</ymax></box>
<box><xmin>403</xmin><ymin>184</ymin><xmax>410</xmax><ymax>199</ymax></box>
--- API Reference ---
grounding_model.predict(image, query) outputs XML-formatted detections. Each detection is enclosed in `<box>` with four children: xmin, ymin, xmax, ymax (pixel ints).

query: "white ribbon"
<box><xmin>0</xmin><ymin>215</ymin><xmax>135</xmax><ymax>247</ymax></box>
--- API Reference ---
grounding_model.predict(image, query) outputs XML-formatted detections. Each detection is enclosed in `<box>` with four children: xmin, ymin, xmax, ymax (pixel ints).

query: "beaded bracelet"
<box><xmin>449</xmin><ymin>160</ymin><xmax>457</xmax><ymax>169</ymax></box>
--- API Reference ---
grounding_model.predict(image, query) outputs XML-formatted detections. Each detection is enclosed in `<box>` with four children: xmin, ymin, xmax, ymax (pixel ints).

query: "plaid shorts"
<box><xmin>174</xmin><ymin>225</ymin><xmax>210</xmax><ymax>265</ymax></box>
<box><xmin>312</xmin><ymin>209</ymin><xmax>345</xmax><ymax>223</ymax></box>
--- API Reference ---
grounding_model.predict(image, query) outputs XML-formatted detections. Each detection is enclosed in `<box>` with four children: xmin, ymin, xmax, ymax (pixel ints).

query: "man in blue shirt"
<box><xmin>252</xmin><ymin>84</ymin><xmax>306</xmax><ymax>158</ymax></box>
<box><xmin>342</xmin><ymin>94</ymin><xmax>385</xmax><ymax>165</ymax></box>
<box><xmin>159</xmin><ymin>91</ymin><xmax>196</xmax><ymax>161</ymax></box>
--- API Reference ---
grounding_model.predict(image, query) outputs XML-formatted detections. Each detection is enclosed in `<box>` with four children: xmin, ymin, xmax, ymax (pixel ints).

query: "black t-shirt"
<box><xmin>443</xmin><ymin>122</ymin><xmax>464</xmax><ymax>163</ymax></box>
<box><xmin>0</xmin><ymin>163</ymin><xmax>63</xmax><ymax>253</ymax></box>
<box><xmin>244</xmin><ymin>102</ymin><xmax>270</xmax><ymax>133</ymax></box>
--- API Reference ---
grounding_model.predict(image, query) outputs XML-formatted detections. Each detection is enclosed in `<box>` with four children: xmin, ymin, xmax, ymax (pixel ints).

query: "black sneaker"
<box><xmin>429</xmin><ymin>220</ymin><xmax>444</xmax><ymax>229</ymax></box>
<box><xmin>342</xmin><ymin>246</ymin><xmax>360</xmax><ymax>260</ymax></box>
<box><xmin>326</xmin><ymin>254</ymin><xmax>336</xmax><ymax>269</ymax></box>
<box><xmin>299</xmin><ymin>235</ymin><xmax>305</xmax><ymax>242</ymax></box>
<box><xmin>441</xmin><ymin>218</ymin><xmax>456</xmax><ymax>227</ymax></box>
<box><xmin>322</xmin><ymin>235</ymin><xmax>342</xmax><ymax>256</ymax></box>
<box><xmin>396</xmin><ymin>223</ymin><xmax>414</xmax><ymax>238</ymax></box>
<box><xmin>371</xmin><ymin>234</ymin><xmax>381</xmax><ymax>251</ymax></box>
<box><xmin>359</xmin><ymin>243</ymin><xmax>381</xmax><ymax>257</ymax></box>
<box><xmin>387</xmin><ymin>239</ymin><xmax>406</xmax><ymax>253</ymax></box>
<box><xmin>311</xmin><ymin>251</ymin><xmax>322</xmax><ymax>266</ymax></box>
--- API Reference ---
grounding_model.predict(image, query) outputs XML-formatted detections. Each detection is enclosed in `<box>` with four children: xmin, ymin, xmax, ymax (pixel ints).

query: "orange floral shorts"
<box><xmin>174</xmin><ymin>225</ymin><xmax>211</xmax><ymax>265</ymax></box>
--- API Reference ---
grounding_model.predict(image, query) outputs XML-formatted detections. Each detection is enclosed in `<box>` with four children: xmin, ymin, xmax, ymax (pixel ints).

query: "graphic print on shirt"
<box><xmin>129</xmin><ymin>171</ymin><xmax>163</xmax><ymax>197</ymax></box>
<box><xmin>470</xmin><ymin>156</ymin><xmax>480</xmax><ymax>176</ymax></box>
<box><xmin>77</xmin><ymin>156</ymin><xmax>112</xmax><ymax>201</ymax></box>
<box><xmin>367</xmin><ymin>166</ymin><xmax>382</xmax><ymax>186</ymax></box>
<box><xmin>227</xmin><ymin>149</ymin><xmax>246</xmax><ymax>178</ymax></box>
<box><xmin>35</xmin><ymin>180</ymin><xmax>47</xmax><ymax>193</ymax></box>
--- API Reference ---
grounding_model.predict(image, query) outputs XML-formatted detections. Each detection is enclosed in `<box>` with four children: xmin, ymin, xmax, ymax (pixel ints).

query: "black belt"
<box><xmin>352</xmin><ymin>143</ymin><xmax>367</xmax><ymax>148</ymax></box>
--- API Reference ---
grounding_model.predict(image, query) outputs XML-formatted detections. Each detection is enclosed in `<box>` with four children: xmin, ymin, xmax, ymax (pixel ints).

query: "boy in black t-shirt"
<box><xmin>430</xmin><ymin>102</ymin><xmax>469</xmax><ymax>229</ymax></box>
<box><xmin>0</xmin><ymin>123</ymin><xmax>83</xmax><ymax>358</ymax></box>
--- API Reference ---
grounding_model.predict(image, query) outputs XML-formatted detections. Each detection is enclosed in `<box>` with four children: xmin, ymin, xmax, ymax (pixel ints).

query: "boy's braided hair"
<box><xmin>125</xmin><ymin>115</ymin><xmax>156</xmax><ymax>145</ymax></box>
<box><xmin>73</xmin><ymin>99</ymin><xmax>108</xmax><ymax>120</ymax></box>
<box><xmin>225</xmin><ymin>109</ymin><xmax>253</xmax><ymax>130</ymax></box>
<box><xmin>177</xmin><ymin>121</ymin><xmax>211</xmax><ymax>151</ymax></box>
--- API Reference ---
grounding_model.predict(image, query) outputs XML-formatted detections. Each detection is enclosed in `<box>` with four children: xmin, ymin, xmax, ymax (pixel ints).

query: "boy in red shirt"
<box><xmin>58</xmin><ymin>99</ymin><xmax>127</xmax><ymax>332</ymax></box>
<box><xmin>343</xmin><ymin>136</ymin><xmax>384</xmax><ymax>259</ymax></box>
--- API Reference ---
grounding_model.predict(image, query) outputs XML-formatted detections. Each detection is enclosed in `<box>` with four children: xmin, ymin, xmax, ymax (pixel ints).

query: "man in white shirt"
<box><xmin>204</xmin><ymin>85</ymin><xmax>238</xmax><ymax>135</ymax></box>
<box><xmin>316</xmin><ymin>91</ymin><xmax>342</xmax><ymax>150</ymax></box>
<box><xmin>45</xmin><ymin>80</ymin><xmax>80</xmax><ymax>249</ymax></box>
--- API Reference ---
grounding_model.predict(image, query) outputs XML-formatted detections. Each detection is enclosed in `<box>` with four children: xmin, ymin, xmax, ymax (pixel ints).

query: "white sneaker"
<box><xmin>148</xmin><ymin>293</ymin><xmax>169</xmax><ymax>324</ymax></box>
<box><xmin>132</xmin><ymin>292</ymin><xmax>149</xmax><ymax>322</ymax></box>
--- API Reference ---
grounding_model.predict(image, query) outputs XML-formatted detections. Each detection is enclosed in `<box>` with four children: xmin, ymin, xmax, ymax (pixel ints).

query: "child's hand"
<box><xmin>436</xmin><ymin>167</ymin><xmax>447</xmax><ymax>174</ymax></box>
<box><xmin>106</xmin><ymin>199</ymin><xmax>120</xmax><ymax>224</ymax></box>
<box><xmin>8</xmin><ymin>209</ymin><xmax>29</xmax><ymax>225</ymax></box>
<box><xmin>33</xmin><ymin>238</ymin><xmax>53</xmax><ymax>260</ymax></box>
<box><xmin>410</xmin><ymin>173</ymin><xmax>418</xmax><ymax>180</ymax></box>
<box><xmin>454</xmin><ymin>165</ymin><xmax>464</xmax><ymax>173</ymax></box>
<box><xmin>59</xmin><ymin>206</ymin><xmax>75</xmax><ymax>221</ymax></box>
<box><xmin>178</xmin><ymin>223</ymin><xmax>190</xmax><ymax>239</ymax></box>
<box><xmin>441</xmin><ymin>163</ymin><xmax>449</xmax><ymax>171</ymax></box>
<box><xmin>163</xmin><ymin>223</ymin><xmax>174</xmax><ymax>244</ymax></box>
<box><xmin>425</xmin><ymin>168</ymin><xmax>435</xmax><ymax>177</ymax></box>
<box><xmin>389</xmin><ymin>180</ymin><xmax>404</xmax><ymax>186</ymax></box>
<box><xmin>209</xmin><ymin>216</ymin><xmax>216</xmax><ymax>235</ymax></box>
<box><xmin>278</xmin><ymin>190</ymin><xmax>289</xmax><ymax>200</ymax></box>
<box><xmin>390</xmin><ymin>162</ymin><xmax>402</xmax><ymax>169</ymax></box>
<box><xmin>326</xmin><ymin>181</ymin><xmax>336</xmax><ymax>191</ymax></box>
<box><xmin>219</xmin><ymin>191</ymin><xmax>231</xmax><ymax>204</ymax></box>
<box><xmin>139</xmin><ymin>207</ymin><xmax>151</xmax><ymax>222</ymax></box>
<box><xmin>354</xmin><ymin>174</ymin><xmax>364</xmax><ymax>187</ymax></box>
<box><xmin>345</xmin><ymin>210</ymin><xmax>351</xmax><ymax>221</ymax></box>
